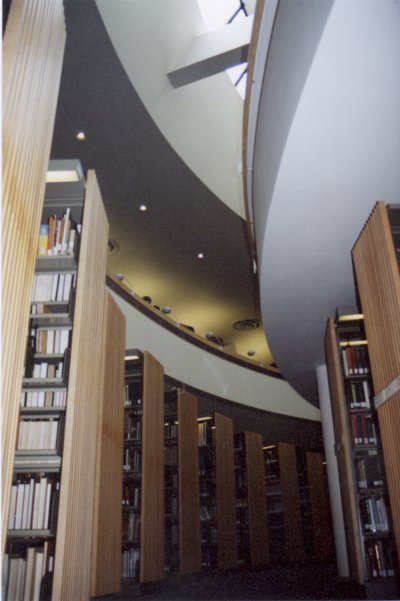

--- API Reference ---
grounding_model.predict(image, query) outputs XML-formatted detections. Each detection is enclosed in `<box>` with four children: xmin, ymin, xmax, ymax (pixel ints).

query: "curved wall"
<box><xmin>110</xmin><ymin>288</ymin><xmax>321</xmax><ymax>422</ymax></box>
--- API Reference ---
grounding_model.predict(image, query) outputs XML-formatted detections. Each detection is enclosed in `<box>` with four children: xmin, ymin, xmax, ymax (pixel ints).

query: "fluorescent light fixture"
<box><xmin>262</xmin><ymin>444</ymin><xmax>276</xmax><ymax>450</ymax></box>
<box><xmin>337</xmin><ymin>313</ymin><xmax>364</xmax><ymax>322</ymax></box>
<box><xmin>125</xmin><ymin>354</ymin><xmax>140</xmax><ymax>361</ymax></box>
<box><xmin>46</xmin><ymin>170</ymin><xmax>81</xmax><ymax>183</ymax></box>
<box><xmin>339</xmin><ymin>340</ymin><xmax>368</xmax><ymax>347</ymax></box>
<box><xmin>46</xmin><ymin>159</ymin><xmax>84</xmax><ymax>184</ymax></box>
<box><xmin>197</xmin><ymin>416</ymin><xmax>212</xmax><ymax>422</ymax></box>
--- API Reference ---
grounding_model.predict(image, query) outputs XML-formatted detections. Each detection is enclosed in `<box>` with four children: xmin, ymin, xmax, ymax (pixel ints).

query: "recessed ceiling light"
<box><xmin>197</xmin><ymin>252</ymin><xmax>204</xmax><ymax>259</ymax></box>
<box><xmin>76</xmin><ymin>131</ymin><xmax>86</xmax><ymax>141</ymax></box>
<box><xmin>139</xmin><ymin>204</ymin><xmax>147</xmax><ymax>211</ymax></box>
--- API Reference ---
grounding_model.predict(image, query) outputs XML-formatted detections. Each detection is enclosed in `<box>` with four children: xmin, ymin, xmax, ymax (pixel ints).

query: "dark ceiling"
<box><xmin>50</xmin><ymin>0</ymin><xmax>274</xmax><ymax>368</ymax></box>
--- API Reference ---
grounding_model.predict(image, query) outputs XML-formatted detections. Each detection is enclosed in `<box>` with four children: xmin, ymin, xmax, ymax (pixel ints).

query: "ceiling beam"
<box><xmin>167</xmin><ymin>16</ymin><xmax>253</xmax><ymax>88</ymax></box>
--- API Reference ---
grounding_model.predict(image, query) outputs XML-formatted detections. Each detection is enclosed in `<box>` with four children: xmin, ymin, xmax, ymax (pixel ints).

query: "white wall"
<box><xmin>110</xmin><ymin>288</ymin><xmax>321</xmax><ymax>422</ymax></box>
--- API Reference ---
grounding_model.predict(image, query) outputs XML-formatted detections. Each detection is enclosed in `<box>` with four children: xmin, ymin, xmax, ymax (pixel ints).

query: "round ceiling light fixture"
<box><xmin>232</xmin><ymin>318</ymin><xmax>261</xmax><ymax>331</ymax></box>
<box><xmin>76</xmin><ymin>131</ymin><xmax>86</xmax><ymax>141</ymax></box>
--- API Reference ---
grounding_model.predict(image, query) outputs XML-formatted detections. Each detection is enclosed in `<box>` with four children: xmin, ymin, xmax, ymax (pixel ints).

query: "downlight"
<box><xmin>232</xmin><ymin>319</ymin><xmax>261</xmax><ymax>331</ymax></box>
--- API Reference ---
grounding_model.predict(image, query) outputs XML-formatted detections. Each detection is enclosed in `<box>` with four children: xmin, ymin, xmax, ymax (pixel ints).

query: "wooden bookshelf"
<box><xmin>140</xmin><ymin>352</ymin><xmax>165</xmax><ymax>583</ymax></box>
<box><xmin>306</xmin><ymin>451</ymin><xmax>334</xmax><ymax>562</ymax></box>
<box><xmin>278</xmin><ymin>443</ymin><xmax>306</xmax><ymax>563</ymax></box>
<box><xmin>352</xmin><ymin>202</ymin><xmax>400</xmax><ymax>566</ymax></box>
<box><xmin>325</xmin><ymin>313</ymin><xmax>398</xmax><ymax>593</ymax></box>
<box><xmin>215</xmin><ymin>413</ymin><xmax>238</xmax><ymax>570</ymax></box>
<box><xmin>235</xmin><ymin>432</ymin><xmax>269</xmax><ymax>566</ymax></box>
<box><xmin>2</xmin><ymin>0</ymin><xmax>66</xmax><ymax>549</ymax></box>
<box><xmin>91</xmin><ymin>292</ymin><xmax>125</xmax><ymax>596</ymax></box>
<box><xmin>178</xmin><ymin>391</ymin><xmax>202</xmax><ymax>574</ymax></box>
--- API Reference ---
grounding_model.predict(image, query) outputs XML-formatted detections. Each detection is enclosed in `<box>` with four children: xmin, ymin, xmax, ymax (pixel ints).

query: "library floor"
<box><xmin>94</xmin><ymin>563</ymin><xmax>375</xmax><ymax>601</ymax></box>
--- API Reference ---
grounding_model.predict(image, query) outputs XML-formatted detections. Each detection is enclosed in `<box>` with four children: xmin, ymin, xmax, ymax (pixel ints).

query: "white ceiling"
<box><xmin>252</xmin><ymin>0</ymin><xmax>400</xmax><ymax>403</ymax></box>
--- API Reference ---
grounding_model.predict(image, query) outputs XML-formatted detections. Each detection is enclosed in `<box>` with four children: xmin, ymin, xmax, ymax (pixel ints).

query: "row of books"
<box><xmin>198</xmin><ymin>420</ymin><xmax>213</xmax><ymax>447</ymax></box>
<box><xmin>122</xmin><ymin>484</ymin><xmax>140</xmax><ymax>508</ymax></box>
<box><xmin>347</xmin><ymin>380</ymin><xmax>372</xmax><ymax>409</ymax></box>
<box><xmin>341</xmin><ymin>344</ymin><xmax>369</xmax><ymax>376</ymax></box>
<box><xmin>124</xmin><ymin>383</ymin><xmax>141</xmax><ymax>408</ymax></box>
<box><xmin>165</xmin><ymin>444</ymin><xmax>178</xmax><ymax>466</ymax></box>
<box><xmin>122</xmin><ymin>548</ymin><xmax>140</xmax><ymax>579</ymax></box>
<box><xmin>31</xmin><ymin>273</ymin><xmax>75</xmax><ymax>304</ymax></box>
<box><xmin>350</xmin><ymin>412</ymin><xmax>377</xmax><ymax>446</ymax></box>
<box><xmin>122</xmin><ymin>511</ymin><xmax>141</xmax><ymax>543</ymax></box>
<box><xmin>165</xmin><ymin>495</ymin><xmax>178</xmax><ymax>517</ymax></box>
<box><xmin>2</xmin><ymin>543</ymin><xmax>54</xmax><ymax>601</ymax></box>
<box><xmin>32</xmin><ymin>328</ymin><xmax>70</xmax><ymax>356</ymax></box>
<box><xmin>8</xmin><ymin>477</ymin><xmax>58</xmax><ymax>531</ymax></box>
<box><xmin>30</xmin><ymin>361</ymin><xmax>64</xmax><ymax>381</ymax></box>
<box><xmin>124</xmin><ymin>414</ymin><xmax>141</xmax><ymax>441</ymax></box>
<box><xmin>165</xmin><ymin>421</ymin><xmax>178</xmax><ymax>439</ymax></box>
<box><xmin>123</xmin><ymin>448</ymin><xmax>141</xmax><ymax>473</ymax></box>
<box><xmin>17</xmin><ymin>419</ymin><xmax>61</xmax><ymax>452</ymax></box>
<box><xmin>365</xmin><ymin>539</ymin><xmax>396</xmax><ymax>579</ymax></box>
<box><xmin>355</xmin><ymin>455</ymin><xmax>384</xmax><ymax>490</ymax></box>
<box><xmin>200</xmin><ymin>505</ymin><xmax>214</xmax><ymax>521</ymax></box>
<box><xmin>360</xmin><ymin>496</ymin><xmax>389</xmax><ymax>533</ymax></box>
<box><xmin>20</xmin><ymin>389</ymin><xmax>67</xmax><ymax>408</ymax></box>
<box><xmin>37</xmin><ymin>209</ymin><xmax>79</xmax><ymax>257</ymax></box>
<box><xmin>165</xmin><ymin>470</ymin><xmax>178</xmax><ymax>490</ymax></box>
<box><xmin>165</xmin><ymin>524</ymin><xmax>179</xmax><ymax>546</ymax></box>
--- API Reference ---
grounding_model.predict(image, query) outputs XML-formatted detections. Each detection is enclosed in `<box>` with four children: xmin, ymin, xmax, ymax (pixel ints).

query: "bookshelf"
<box><xmin>325</xmin><ymin>312</ymin><xmax>398</xmax><ymax>595</ymax></box>
<box><xmin>198</xmin><ymin>413</ymin><xmax>237</xmax><ymax>570</ymax></box>
<box><xmin>264</xmin><ymin>442</ymin><xmax>305</xmax><ymax>563</ymax></box>
<box><xmin>352</xmin><ymin>202</ymin><xmax>400</xmax><ymax>569</ymax></box>
<box><xmin>235</xmin><ymin>432</ymin><xmax>269</xmax><ymax>566</ymax></box>
<box><xmin>306</xmin><ymin>451</ymin><xmax>334</xmax><ymax>562</ymax></box>
<box><xmin>164</xmin><ymin>389</ymin><xmax>201</xmax><ymax>575</ymax></box>
<box><xmin>3</xmin><ymin>166</ymin><xmax>118</xmax><ymax>601</ymax></box>
<box><xmin>122</xmin><ymin>351</ymin><xmax>165</xmax><ymax>584</ymax></box>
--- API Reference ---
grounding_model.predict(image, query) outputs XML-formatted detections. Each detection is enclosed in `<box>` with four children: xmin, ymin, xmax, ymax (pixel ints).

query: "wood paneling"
<box><xmin>352</xmin><ymin>201</ymin><xmax>400</xmax><ymax>563</ymax></box>
<box><xmin>352</xmin><ymin>201</ymin><xmax>400</xmax><ymax>395</ymax></box>
<box><xmin>277</xmin><ymin>442</ymin><xmax>305</xmax><ymax>563</ymax></box>
<box><xmin>245</xmin><ymin>431</ymin><xmax>269</xmax><ymax>566</ymax></box>
<box><xmin>306</xmin><ymin>451</ymin><xmax>334</xmax><ymax>562</ymax></box>
<box><xmin>215</xmin><ymin>413</ymin><xmax>238</xmax><ymax>569</ymax></box>
<box><xmin>52</xmin><ymin>171</ymin><xmax>109</xmax><ymax>601</ymax></box>
<box><xmin>2</xmin><ymin>0</ymin><xmax>65</xmax><ymax>548</ymax></box>
<box><xmin>178</xmin><ymin>391</ymin><xmax>201</xmax><ymax>574</ymax></box>
<box><xmin>140</xmin><ymin>352</ymin><xmax>165</xmax><ymax>583</ymax></box>
<box><xmin>91</xmin><ymin>293</ymin><xmax>125</xmax><ymax>596</ymax></box>
<box><xmin>377</xmin><ymin>392</ymin><xmax>400</xmax><ymax>562</ymax></box>
<box><xmin>325</xmin><ymin>319</ymin><xmax>365</xmax><ymax>583</ymax></box>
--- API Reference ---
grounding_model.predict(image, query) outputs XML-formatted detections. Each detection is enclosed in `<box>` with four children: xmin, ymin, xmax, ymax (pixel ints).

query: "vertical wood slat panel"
<box><xmin>306</xmin><ymin>452</ymin><xmax>334</xmax><ymax>562</ymax></box>
<box><xmin>178</xmin><ymin>391</ymin><xmax>201</xmax><ymax>574</ymax></box>
<box><xmin>215</xmin><ymin>413</ymin><xmax>238</xmax><ymax>569</ymax></box>
<box><xmin>352</xmin><ymin>201</ymin><xmax>400</xmax><ymax>565</ymax></box>
<box><xmin>52</xmin><ymin>171</ymin><xmax>109</xmax><ymax>601</ymax></box>
<box><xmin>325</xmin><ymin>319</ymin><xmax>365</xmax><ymax>583</ymax></box>
<box><xmin>140</xmin><ymin>352</ymin><xmax>165</xmax><ymax>583</ymax></box>
<box><xmin>91</xmin><ymin>293</ymin><xmax>125</xmax><ymax>596</ymax></box>
<box><xmin>245</xmin><ymin>432</ymin><xmax>269</xmax><ymax>566</ymax></box>
<box><xmin>378</xmin><ymin>393</ymin><xmax>400</xmax><ymax>565</ymax></box>
<box><xmin>352</xmin><ymin>201</ymin><xmax>400</xmax><ymax>394</ymax></box>
<box><xmin>278</xmin><ymin>443</ymin><xmax>305</xmax><ymax>563</ymax></box>
<box><xmin>2</xmin><ymin>0</ymin><xmax>65</xmax><ymax>549</ymax></box>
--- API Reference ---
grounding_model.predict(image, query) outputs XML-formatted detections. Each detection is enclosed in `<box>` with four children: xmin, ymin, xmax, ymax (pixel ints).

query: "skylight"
<box><xmin>196</xmin><ymin>0</ymin><xmax>255</xmax><ymax>98</ymax></box>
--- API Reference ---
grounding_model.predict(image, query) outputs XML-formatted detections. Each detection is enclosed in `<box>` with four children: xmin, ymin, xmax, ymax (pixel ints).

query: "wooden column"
<box><xmin>140</xmin><ymin>352</ymin><xmax>165</xmax><ymax>583</ymax></box>
<box><xmin>215</xmin><ymin>413</ymin><xmax>238</xmax><ymax>569</ymax></box>
<box><xmin>2</xmin><ymin>0</ymin><xmax>66</xmax><ymax>548</ymax></box>
<box><xmin>278</xmin><ymin>442</ymin><xmax>306</xmax><ymax>563</ymax></box>
<box><xmin>91</xmin><ymin>293</ymin><xmax>125</xmax><ymax>596</ymax></box>
<box><xmin>178</xmin><ymin>391</ymin><xmax>201</xmax><ymax>574</ymax></box>
<box><xmin>352</xmin><ymin>201</ymin><xmax>400</xmax><ymax>562</ymax></box>
<box><xmin>52</xmin><ymin>172</ymin><xmax>109</xmax><ymax>601</ymax></box>
<box><xmin>245</xmin><ymin>432</ymin><xmax>269</xmax><ymax>565</ymax></box>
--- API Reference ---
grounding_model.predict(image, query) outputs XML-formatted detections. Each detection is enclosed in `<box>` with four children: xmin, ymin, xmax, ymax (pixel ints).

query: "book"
<box><xmin>37</xmin><ymin>224</ymin><xmax>49</xmax><ymax>256</ymax></box>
